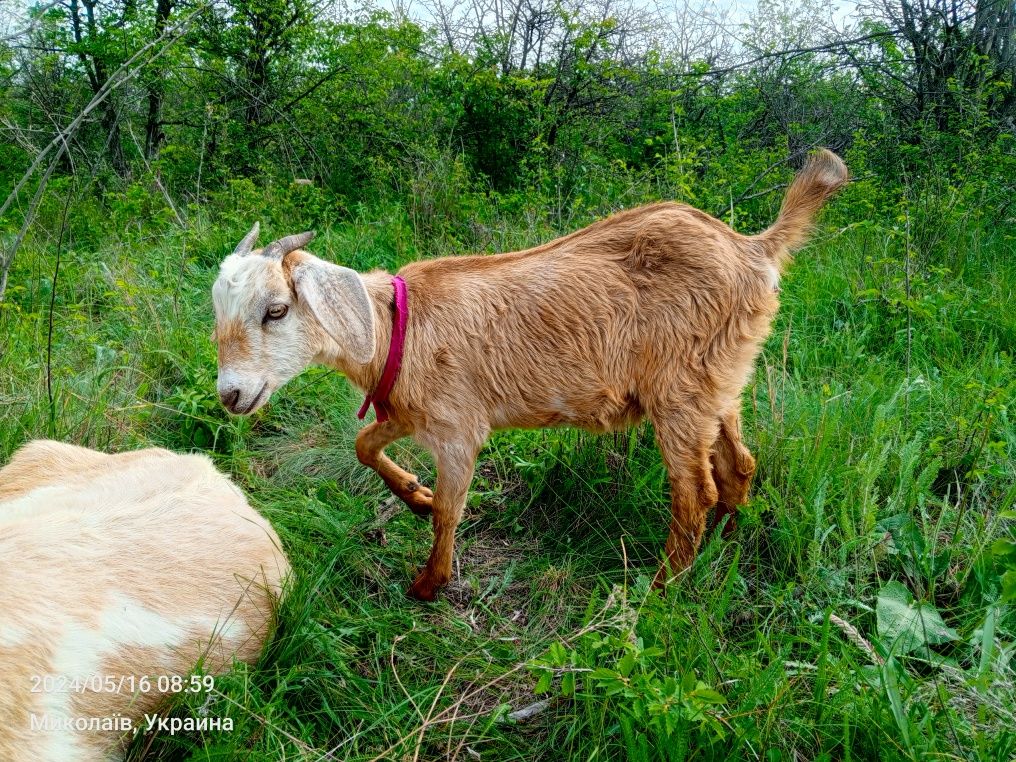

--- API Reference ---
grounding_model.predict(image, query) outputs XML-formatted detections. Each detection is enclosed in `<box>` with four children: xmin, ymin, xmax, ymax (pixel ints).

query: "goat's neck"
<box><xmin>325</xmin><ymin>270</ymin><xmax>395</xmax><ymax>395</ymax></box>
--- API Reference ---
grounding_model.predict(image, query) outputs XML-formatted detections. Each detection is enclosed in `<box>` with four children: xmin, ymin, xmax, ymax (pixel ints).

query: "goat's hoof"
<box><xmin>403</xmin><ymin>483</ymin><xmax>434</xmax><ymax>517</ymax></box>
<box><xmin>407</xmin><ymin>574</ymin><xmax>440</xmax><ymax>602</ymax></box>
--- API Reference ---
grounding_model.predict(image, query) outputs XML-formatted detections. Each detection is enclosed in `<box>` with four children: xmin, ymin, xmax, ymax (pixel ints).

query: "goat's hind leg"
<box><xmin>356</xmin><ymin>421</ymin><xmax>433</xmax><ymax>516</ymax></box>
<box><xmin>709</xmin><ymin>409</ymin><xmax>755</xmax><ymax>538</ymax></box>
<box><xmin>651</xmin><ymin>411</ymin><xmax>720</xmax><ymax>588</ymax></box>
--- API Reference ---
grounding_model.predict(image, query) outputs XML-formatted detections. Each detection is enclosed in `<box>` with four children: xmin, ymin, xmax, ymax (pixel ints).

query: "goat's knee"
<box><xmin>354</xmin><ymin>424</ymin><xmax>387</xmax><ymax>467</ymax></box>
<box><xmin>354</xmin><ymin>422</ymin><xmax>434</xmax><ymax>514</ymax></box>
<box><xmin>712</xmin><ymin>446</ymin><xmax>753</xmax><ymax>503</ymax></box>
<box><xmin>354</xmin><ymin>436</ymin><xmax>376</xmax><ymax>468</ymax></box>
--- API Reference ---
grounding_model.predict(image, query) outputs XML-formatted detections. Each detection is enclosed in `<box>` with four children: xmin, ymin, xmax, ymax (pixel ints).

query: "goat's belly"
<box><xmin>489</xmin><ymin>391</ymin><xmax>643</xmax><ymax>433</ymax></box>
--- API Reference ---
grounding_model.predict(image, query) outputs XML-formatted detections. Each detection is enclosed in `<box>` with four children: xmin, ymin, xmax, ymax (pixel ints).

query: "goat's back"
<box><xmin>395</xmin><ymin>201</ymin><xmax>778</xmax><ymax>430</ymax></box>
<box><xmin>0</xmin><ymin>441</ymin><xmax>289</xmax><ymax>762</ymax></box>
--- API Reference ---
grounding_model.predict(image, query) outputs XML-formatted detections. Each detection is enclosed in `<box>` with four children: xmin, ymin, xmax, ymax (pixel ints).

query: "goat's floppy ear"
<box><xmin>291</xmin><ymin>259</ymin><xmax>376</xmax><ymax>365</ymax></box>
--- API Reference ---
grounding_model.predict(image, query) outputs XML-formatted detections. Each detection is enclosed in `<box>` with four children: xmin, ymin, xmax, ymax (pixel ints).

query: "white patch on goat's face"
<box><xmin>211</xmin><ymin>252</ymin><xmax>318</xmax><ymax>415</ymax></box>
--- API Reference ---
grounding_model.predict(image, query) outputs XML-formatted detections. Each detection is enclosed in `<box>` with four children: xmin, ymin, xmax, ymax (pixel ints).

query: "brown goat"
<box><xmin>212</xmin><ymin>149</ymin><xmax>848</xmax><ymax>600</ymax></box>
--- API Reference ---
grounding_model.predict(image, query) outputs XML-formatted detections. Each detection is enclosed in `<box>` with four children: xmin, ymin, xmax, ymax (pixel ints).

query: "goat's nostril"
<box><xmin>221</xmin><ymin>388</ymin><xmax>240</xmax><ymax>411</ymax></box>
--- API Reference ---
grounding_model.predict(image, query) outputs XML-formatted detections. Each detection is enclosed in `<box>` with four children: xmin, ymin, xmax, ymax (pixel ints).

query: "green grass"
<box><xmin>1</xmin><ymin>189</ymin><xmax>1014</xmax><ymax>761</ymax></box>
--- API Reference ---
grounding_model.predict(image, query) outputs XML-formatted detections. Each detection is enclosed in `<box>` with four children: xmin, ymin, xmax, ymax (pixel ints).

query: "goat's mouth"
<box><xmin>237</xmin><ymin>382</ymin><xmax>269</xmax><ymax>415</ymax></box>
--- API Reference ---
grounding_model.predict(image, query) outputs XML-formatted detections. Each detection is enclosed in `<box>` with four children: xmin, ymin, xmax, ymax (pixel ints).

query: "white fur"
<box><xmin>0</xmin><ymin>441</ymin><xmax>290</xmax><ymax>762</ymax></box>
<box><xmin>0</xmin><ymin>624</ymin><xmax>28</xmax><ymax>648</ymax></box>
<box><xmin>766</xmin><ymin>260</ymin><xmax>781</xmax><ymax>292</ymax></box>
<box><xmin>212</xmin><ymin>254</ymin><xmax>269</xmax><ymax>323</ymax></box>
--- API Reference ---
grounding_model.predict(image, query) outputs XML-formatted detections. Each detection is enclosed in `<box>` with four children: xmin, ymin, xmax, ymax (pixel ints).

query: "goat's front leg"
<box><xmin>407</xmin><ymin>438</ymin><xmax>481</xmax><ymax>601</ymax></box>
<box><xmin>355</xmin><ymin>420</ymin><xmax>433</xmax><ymax>516</ymax></box>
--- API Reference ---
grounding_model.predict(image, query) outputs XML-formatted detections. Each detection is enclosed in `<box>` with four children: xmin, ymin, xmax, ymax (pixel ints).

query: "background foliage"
<box><xmin>1</xmin><ymin>0</ymin><xmax>1014</xmax><ymax>759</ymax></box>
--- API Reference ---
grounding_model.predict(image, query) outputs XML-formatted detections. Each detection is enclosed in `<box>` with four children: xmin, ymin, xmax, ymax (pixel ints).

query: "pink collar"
<box><xmin>357</xmin><ymin>275</ymin><xmax>407</xmax><ymax>423</ymax></box>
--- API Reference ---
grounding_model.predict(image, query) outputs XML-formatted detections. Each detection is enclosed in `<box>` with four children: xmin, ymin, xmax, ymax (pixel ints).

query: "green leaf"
<box><xmin>603</xmin><ymin>679</ymin><xmax>627</xmax><ymax>696</ymax></box>
<box><xmin>618</xmin><ymin>651</ymin><xmax>637</xmax><ymax>677</ymax></box>
<box><xmin>876</xmin><ymin>581</ymin><xmax>958</xmax><ymax>655</ymax></box>
<box><xmin>977</xmin><ymin>606</ymin><xmax>998</xmax><ymax>678</ymax></box>
<box><xmin>1001</xmin><ymin>570</ymin><xmax>1016</xmax><ymax>603</ymax></box>
<box><xmin>881</xmin><ymin>657</ymin><xmax>911</xmax><ymax>747</ymax></box>
<box><xmin>681</xmin><ymin>671</ymin><xmax>696</xmax><ymax>693</ymax></box>
<box><xmin>689</xmin><ymin>687</ymin><xmax>726</xmax><ymax>704</ymax></box>
<box><xmin>561</xmin><ymin>670</ymin><xmax>575</xmax><ymax>697</ymax></box>
<box><xmin>534</xmin><ymin>669</ymin><xmax>553</xmax><ymax>694</ymax></box>
<box><xmin>547</xmin><ymin>641</ymin><xmax>568</xmax><ymax>666</ymax></box>
<box><xmin>991</xmin><ymin>538</ymin><xmax>1016</xmax><ymax>563</ymax></box>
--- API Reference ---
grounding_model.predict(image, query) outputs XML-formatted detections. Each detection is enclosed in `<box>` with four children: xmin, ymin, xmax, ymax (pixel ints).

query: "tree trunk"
<box><xmin>144</xmin><ymin>0</ymin><xmax>173</xmax><ymax>160</ymax></box>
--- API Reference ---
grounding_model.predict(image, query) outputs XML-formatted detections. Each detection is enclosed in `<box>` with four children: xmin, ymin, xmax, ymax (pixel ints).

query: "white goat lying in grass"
<box><xmin>0</xmin><ymin>440</ymin><xmax>289</xmax><ymax>761</ymax></box>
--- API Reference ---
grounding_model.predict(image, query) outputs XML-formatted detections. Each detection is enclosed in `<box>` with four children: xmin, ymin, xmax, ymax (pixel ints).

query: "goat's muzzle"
<box><xmin>219</xmin><ymin>387</ymin><xmax>241</xmax><ymax>412</ymax></box>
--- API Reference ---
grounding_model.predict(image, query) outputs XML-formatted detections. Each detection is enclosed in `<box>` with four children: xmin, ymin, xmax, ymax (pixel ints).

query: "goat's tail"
<box><xmin>752</xmin><ymin>148</ymin><xmax>848</xmax><ymax>266</ymax></box>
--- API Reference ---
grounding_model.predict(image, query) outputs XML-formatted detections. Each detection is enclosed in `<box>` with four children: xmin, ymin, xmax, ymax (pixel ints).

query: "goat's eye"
<box><xmin>264</xmin><ymin>304</ymin><xmax>288</xmax><ymax>322</ymax></box>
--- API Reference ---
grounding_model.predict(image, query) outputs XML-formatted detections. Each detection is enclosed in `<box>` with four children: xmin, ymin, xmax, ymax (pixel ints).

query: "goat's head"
<box><xmin>211</xmin><ymin>223</ymin><xmax>376</xmax><ymax>415</ymax></box>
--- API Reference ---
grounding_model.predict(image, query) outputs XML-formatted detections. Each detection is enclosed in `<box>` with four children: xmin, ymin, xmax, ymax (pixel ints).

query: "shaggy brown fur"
<box><xmin>215</xmin><ymin>148</ymin><xmax>847</xmax><ymax>601</ymax></box>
